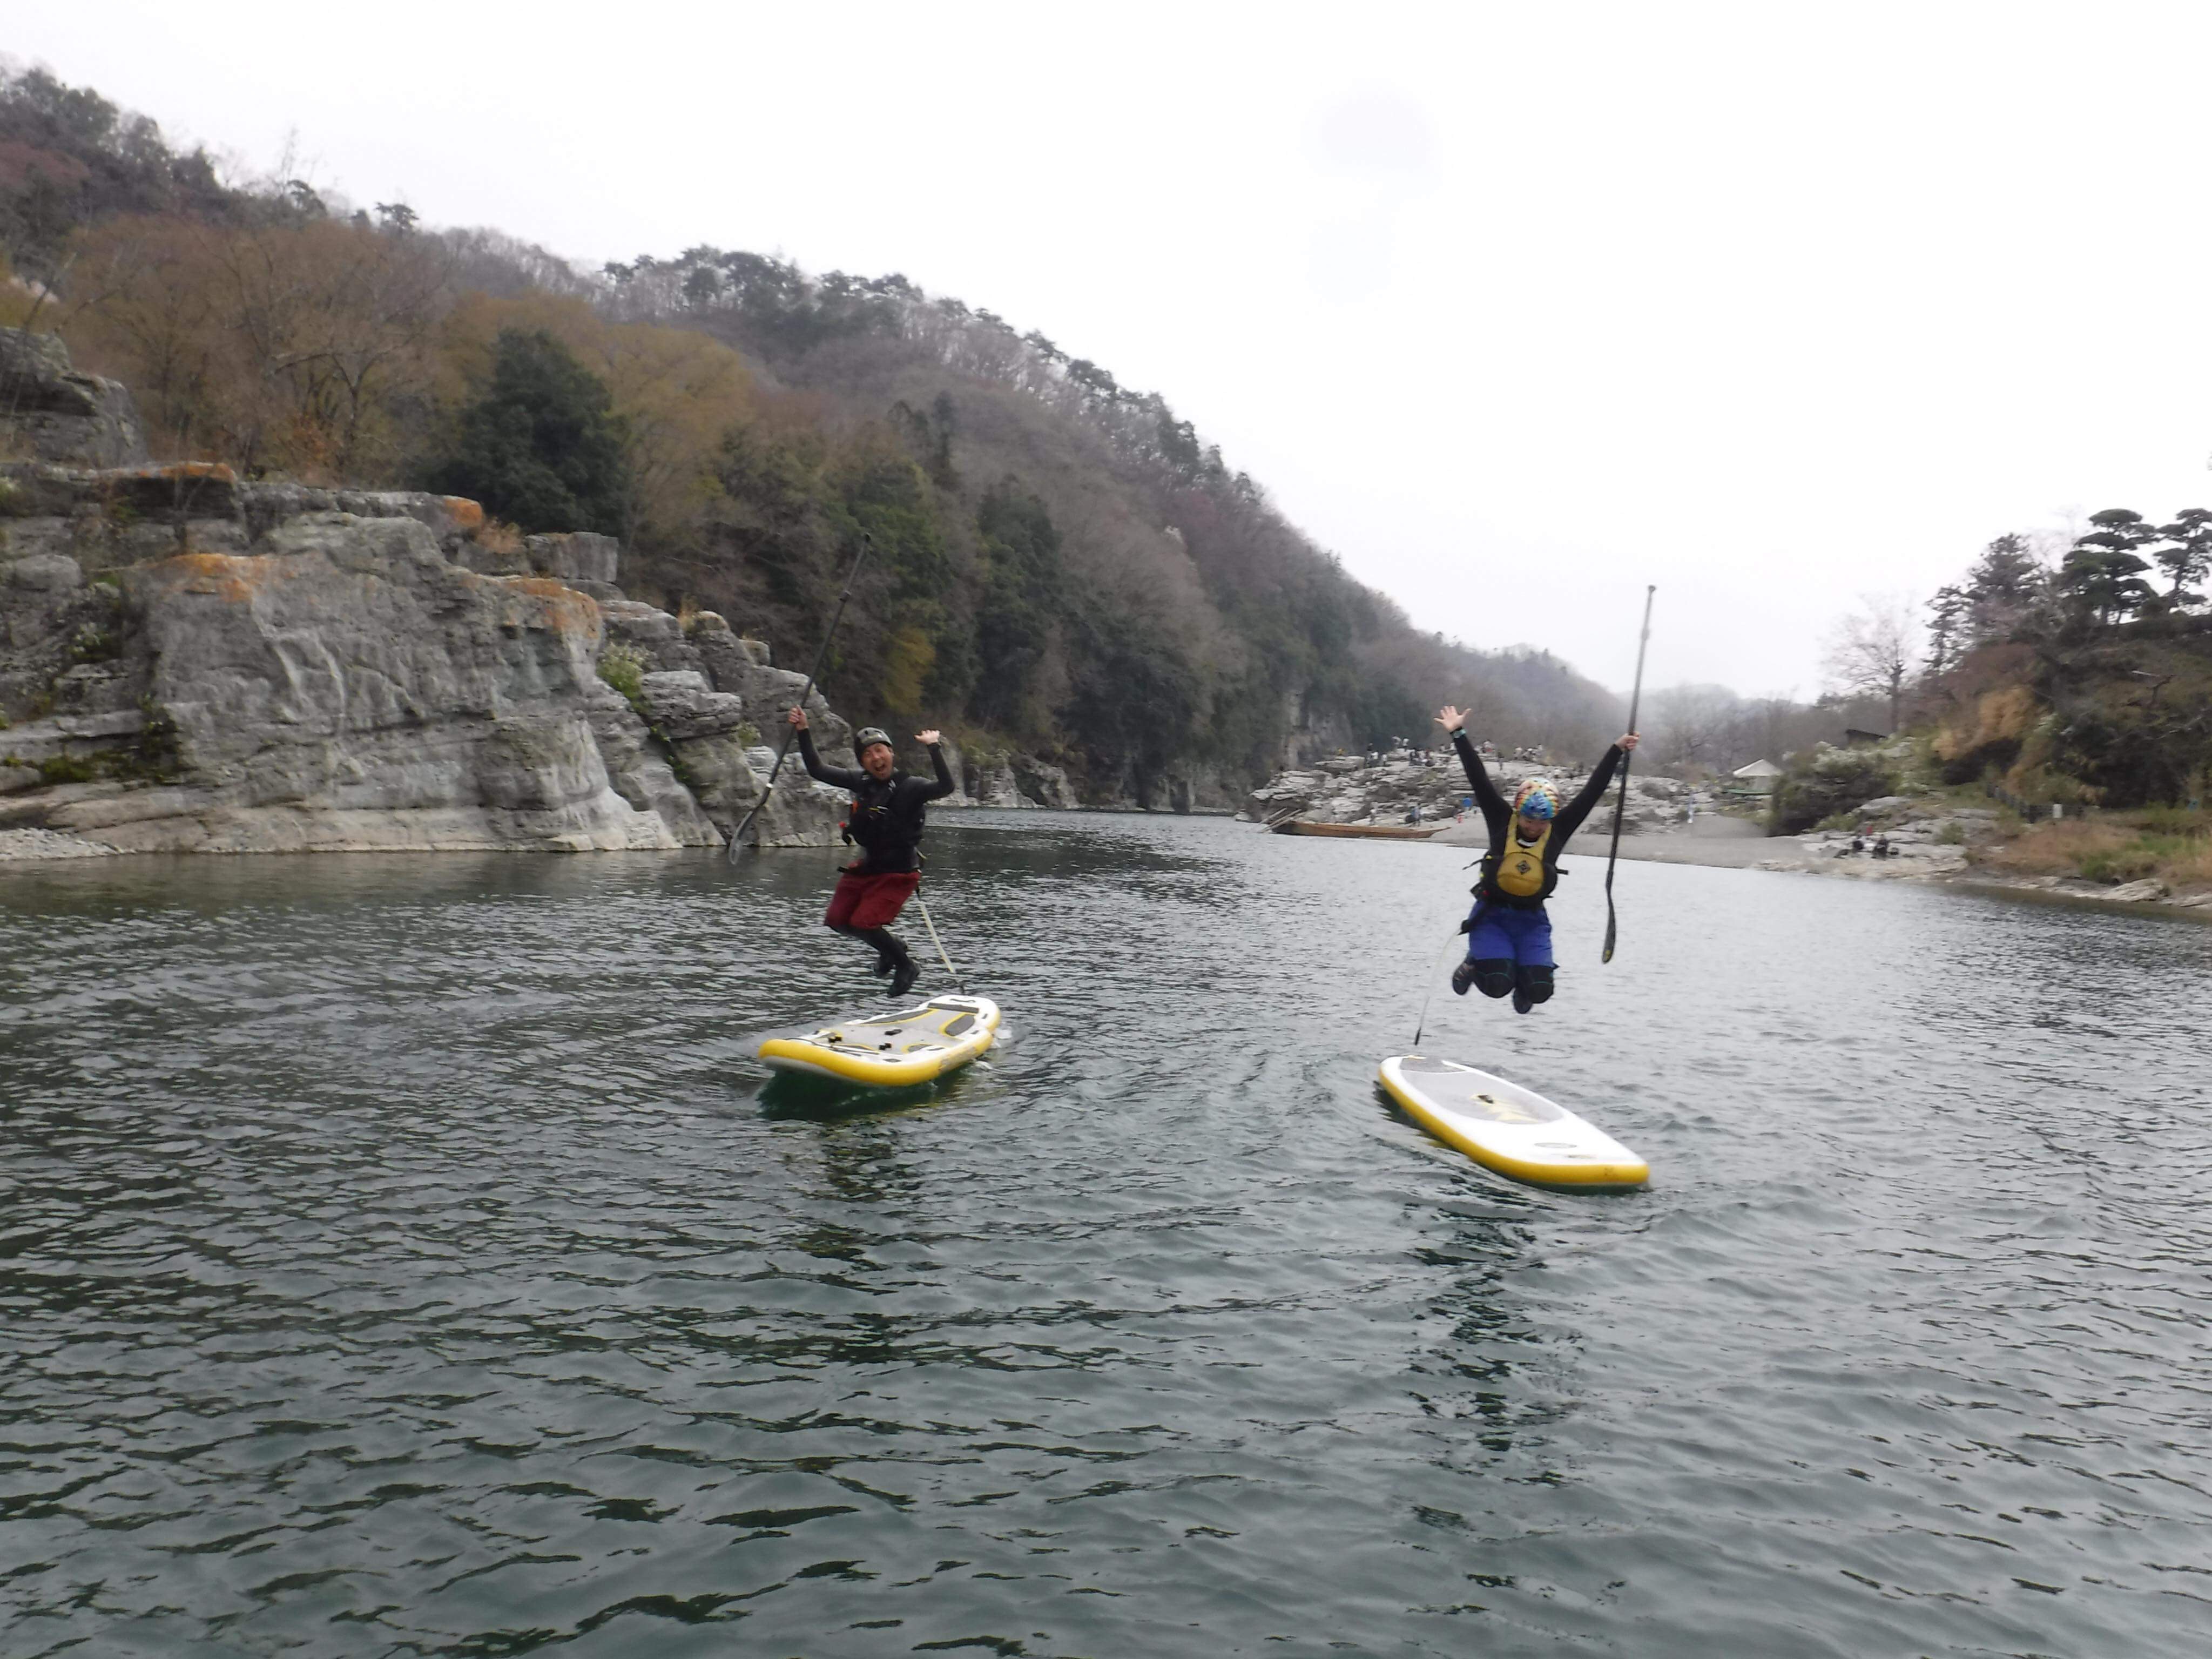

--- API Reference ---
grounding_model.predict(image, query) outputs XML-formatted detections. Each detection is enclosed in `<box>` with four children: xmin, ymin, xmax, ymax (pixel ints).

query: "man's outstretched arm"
<box><xmin>788</xmin><ymin>707</ymin><xmax>864</xmax><ymax>789</ymax></box>
<box><xmin>1553</xmin><ymin>734</ymin><xmax>1639</xmax><ymax>842</ymax></box>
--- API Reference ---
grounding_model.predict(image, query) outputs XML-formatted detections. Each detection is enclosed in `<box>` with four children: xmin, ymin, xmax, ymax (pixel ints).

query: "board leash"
<box><xmin>725</xmin><ymin>532</ymin><xmax>874</xmax><ymax>862</ymax></box>
<box><xmin>912</xmin><ymin>889</ymin><xmax>968</xmax><ymax>994</ymax></box>
<box><xmin>1410</xmin><ymin>928</ymin><xmax>1468</xmax><ymax>1049</ymax></box>
<box><xmin>1601</xmin><ymin>584</ymin><xmax>1656</xmax><ymax>964</ymax></box>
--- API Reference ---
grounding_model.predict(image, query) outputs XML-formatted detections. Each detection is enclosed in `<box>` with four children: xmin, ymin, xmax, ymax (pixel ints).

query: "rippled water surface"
<box><xmin>4</xmin><ymin>812</ymin><xmax>2210</xmax><ymax>1657</ymax></box>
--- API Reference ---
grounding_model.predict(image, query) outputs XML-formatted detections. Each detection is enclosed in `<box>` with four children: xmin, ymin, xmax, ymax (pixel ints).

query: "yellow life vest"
<box><xmin>1493</xmin><ymin>822</ymin><xmax>1553</xmax><ymax>899</ymax></box>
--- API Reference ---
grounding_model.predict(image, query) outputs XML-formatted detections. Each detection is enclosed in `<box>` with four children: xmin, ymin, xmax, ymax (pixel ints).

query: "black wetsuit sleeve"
<box><xmin>795</xmin><ymin>727</ymin><xmax>864</xmax><ymax>791</ymax></box>
<box><xmin>1450</xmin><ymin>729</ymin><xmax>1512</xmax><ymax>832</ymax></box>
<box><xmin>918</xmin><ymin>743</ymin><xmax>955</xmax><ymax>802</ymax></box>
<box><xmin>1553</xmin><ymin>745</ymin><xmax>1624</xmax><ymax>844</ymax></box>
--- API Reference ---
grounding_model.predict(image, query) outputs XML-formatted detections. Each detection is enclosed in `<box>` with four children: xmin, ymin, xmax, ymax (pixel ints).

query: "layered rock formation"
<box><xmin>0</xmin><ymin>329</ymin><xmax>852</xmax><ymax>858</ymax></box>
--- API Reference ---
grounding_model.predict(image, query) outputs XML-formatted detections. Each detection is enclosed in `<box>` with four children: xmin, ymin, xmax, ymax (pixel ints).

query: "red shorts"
<box><xmin>824</xmin><ymin>868</ymin><xmax>919</xmax><ymax>930</ymax></box>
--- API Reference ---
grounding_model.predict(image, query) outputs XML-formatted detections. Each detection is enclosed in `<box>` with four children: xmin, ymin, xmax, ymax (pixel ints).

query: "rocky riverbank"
<box><xmin>1236</xmin><ymin>745</ymin><xmax>2212</xmax><ymax>915</ymax></box>
<box><xmin>1237</xmin><ymin>746</ymin><xmax>1695</xmax><ymax>834</ymax></box>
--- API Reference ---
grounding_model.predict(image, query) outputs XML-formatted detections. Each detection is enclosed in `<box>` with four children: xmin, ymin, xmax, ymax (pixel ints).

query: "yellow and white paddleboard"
<box><xmin>1378</xmin><ymin>1055</ymin><xmax>1647</xmax><ymax>1191</ymax></box>
<box><xmin>759</xmin><ymin>995</ymin><xmax>1001</xmax><ymax>1088</ymax></box>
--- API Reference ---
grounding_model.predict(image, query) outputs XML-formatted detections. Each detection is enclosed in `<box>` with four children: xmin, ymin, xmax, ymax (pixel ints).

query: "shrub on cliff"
<box><xmin>2049</xmin><ymin>700</ymin><xmax>2211</xmax><ymax>809</ymax></box>
<box><xmin>422</xmin><ymin>328</ymin><xmax>632</xmax><ymax>536</ymax></box>
<box><xmin>1770</xmin><ymin>746</ymin><xmax>1897</xmax><ymax>834</ymax></box>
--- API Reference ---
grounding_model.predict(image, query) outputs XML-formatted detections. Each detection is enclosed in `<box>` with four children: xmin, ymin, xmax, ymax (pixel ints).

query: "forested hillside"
<box><xmin>0</xmin><ymin>66</ymin><xmax>1625</xmax><ymax>802</ymax></box>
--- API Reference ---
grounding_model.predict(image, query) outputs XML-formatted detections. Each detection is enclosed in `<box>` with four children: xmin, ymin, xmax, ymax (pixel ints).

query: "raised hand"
<box><xmin>1435</xmin><ymin>706</ymin><xmax>1469</xmax><ymax>732</ymax></box>
<box><xmin>916</xmin><ymin>729</ymin><xmax>942</xmax><ymax>745</ymax></box>
<box><xmin>1618</xmin><ymin>732</ymin><xmax>1640</xmax><ymax>751</ymax></box>
<box><xmin>786</xmin><ymin>706</ymin><xmax>809</xmax><ymax>731</ymax></box>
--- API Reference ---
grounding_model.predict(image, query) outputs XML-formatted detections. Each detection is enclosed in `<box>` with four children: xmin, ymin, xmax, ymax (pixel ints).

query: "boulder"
<box><xmin>636</xmin><ymin>669</ymin><xmax>746</xmax><ymax>741</ymax></box>
<box><xmin>0</xmin><ymin>329</ymin><xmax>149</xmax><ymax>467</ymax></box>
<box><xmin>523</xmin><ymin>532</ymin><xmax>619</xmax><ymax>586</ymax></box>
<box><xmin>685</xmin><ymin>611</ymin><xmax>770</xmax><ymax>690</ymax></box>
<box><xmin>240</xmin><ymin>483</ymin><xmax>483</xmax><ymax>549</ymax></box>
<box><xmin>968</xmin><ymin>754</ymin><xmax>1038</xmax><ymax>808</ymax></box>
<box><xmin>5</xmin><ymin>551</ymin><xmax>84</xmax><ymax>594</ymax></box>
<box><xmin>2105</xmin><ymin>878</ymin><xmax>2169</xmax><ymax>903</ymax></box>
<box><xmin>1013</xmin><ymin>753</ymin><xmax>1077</xmax><ymax>808</ymax></box>
<box><xmin>623</xmin><ymin>664</ymin><xmax>845</xmax><ymax>847</ymax></box>
<box><xmin>599</xmin><ymin>598</ymin><xmax>699</xmax><ymax>669</ymax></box>
<box><xmin>707</xmin><ymin>656</ymin><xmax>853</xmax><ymax>757</ymax></box>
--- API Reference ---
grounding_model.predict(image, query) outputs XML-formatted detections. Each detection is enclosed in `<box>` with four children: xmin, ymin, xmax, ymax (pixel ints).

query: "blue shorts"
<box><xmin>1464</xmin><ymin>901</ymin><xmax>1553</xmax><ymax>967</ymax></box>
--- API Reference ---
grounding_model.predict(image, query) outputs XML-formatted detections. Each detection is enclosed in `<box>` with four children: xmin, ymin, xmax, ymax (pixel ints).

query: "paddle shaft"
<box><xmin>1601</xmin><ymin>586</ymin><xmax>1656</xmax><ymax>960</ymax></box>
<box><xmin>725</xmin><ymin>533</ymin><xmax>873</xmax><ymax>861</ymax></box>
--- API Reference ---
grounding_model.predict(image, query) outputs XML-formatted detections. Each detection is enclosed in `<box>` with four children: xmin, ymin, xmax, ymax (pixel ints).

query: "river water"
<box><xmin>3</xmin><ymin>811</ymin><xmax>2209</xmax><ymax>1658</ymax></box>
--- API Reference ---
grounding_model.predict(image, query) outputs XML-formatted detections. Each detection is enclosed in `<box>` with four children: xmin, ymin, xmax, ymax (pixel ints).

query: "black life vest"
<box><xmin>843</xmin><ymin>772</ymin><xmax>927</xmax><ymax>868</ymax></box>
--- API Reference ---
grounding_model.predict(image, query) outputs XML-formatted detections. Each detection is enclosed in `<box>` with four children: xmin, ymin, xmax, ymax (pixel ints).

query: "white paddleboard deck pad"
<box><xmin>759</xmin><ymin>995</ymin><xmax>1001</xmax><ymax>1088</ymax></box>
<box><xmin>1378</xmin><ymin>1054</ymin><xmax>1648</xmax><ymax>1190</ymax></box>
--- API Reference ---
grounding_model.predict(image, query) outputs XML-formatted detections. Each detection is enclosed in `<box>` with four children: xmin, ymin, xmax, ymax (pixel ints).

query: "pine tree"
<box><xmin>426</xmin><ymin>328</ymin><xmax>632</xmax><ymax>536</ymax></box>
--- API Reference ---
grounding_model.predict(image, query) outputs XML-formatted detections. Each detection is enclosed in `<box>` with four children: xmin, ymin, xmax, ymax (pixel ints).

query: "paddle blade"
<box><xmin>1601</xmin><ymin>911</ymin><xmax>1619</xmax><ymax>963</ymax></box>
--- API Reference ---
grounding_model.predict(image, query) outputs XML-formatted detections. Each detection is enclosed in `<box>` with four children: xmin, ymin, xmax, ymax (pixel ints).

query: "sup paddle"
<box><xmin>1600</xmin><ymin>585</ymin><xmax>1656</xmax><ymax>963</ymax></box>
<box><xmin>725</xmin><ymin>532</ymin><xmax>874</xmax><ymax>862</ymax></box>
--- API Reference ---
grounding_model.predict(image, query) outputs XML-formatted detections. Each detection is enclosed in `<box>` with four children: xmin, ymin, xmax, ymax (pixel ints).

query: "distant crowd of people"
<box><xmin>1361</xmin><ymin>744</ymin><xmax>1445</xmax><ymax>769</ymax></box>
<box><xmin>1355</xmin><ymin>739</ymin><xmax>1550</xmax><ymax>768</ymax></box>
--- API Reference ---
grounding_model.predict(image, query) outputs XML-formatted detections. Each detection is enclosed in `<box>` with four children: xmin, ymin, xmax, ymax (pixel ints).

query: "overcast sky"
<box><xmin>14</xmin><ymin>1</ymin><xmax>2212</xmax><ymax>699</ymax></box>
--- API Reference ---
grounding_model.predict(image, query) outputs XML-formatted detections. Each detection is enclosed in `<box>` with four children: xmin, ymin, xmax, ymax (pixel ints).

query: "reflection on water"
<box><xmin>3</xmin><ymin>814</ymin><xmax>2210</xmax><ymax>1657</ymax></box>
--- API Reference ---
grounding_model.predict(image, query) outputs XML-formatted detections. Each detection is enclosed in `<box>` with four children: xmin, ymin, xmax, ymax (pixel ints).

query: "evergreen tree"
<box><xmin>426</xmin><ymin>328</ymin><xmax>632</xmax><ymax>535</ymax></box>
<box><xmin>2147</xmin><ymin>508</ymin><xmax>2212</xmax><ymax>609</ymax></box>
<box><xmin>1924</xmin><ymin>584</ymin><xmax>1970</xmax><ymax>676</ymax></box>
<box><xmin>969</xmin><ymin>483</ymin><xmax>1064</xmax><ymax>732</ymax></box>
<box><xmin>1961</xmin><ymin>532</ymin><xmax>2044</xmax><ymax>644</ymax></box>
<box><xmin>2055</xmin><ymin>509</ymin><xmax>2157</xmax><ymax>626</ymax></box>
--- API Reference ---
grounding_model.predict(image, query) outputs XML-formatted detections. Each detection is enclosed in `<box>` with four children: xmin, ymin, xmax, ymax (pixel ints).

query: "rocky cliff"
<box><xmin>0</xmin><ymin>329</ymin><xmax>852</xmax><ymax>858</ymax></box>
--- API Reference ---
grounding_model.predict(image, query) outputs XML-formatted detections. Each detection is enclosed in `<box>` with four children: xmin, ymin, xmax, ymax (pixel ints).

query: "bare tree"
<box><xmin>1646</xmin><ymin>683</ymin><xmax>1740</xmax><ymax>775</ymax></box>
<box><xmin>1821</xmin><ymin>594</ymin><xmax>1921</xmax><ymax>734</ymax></box>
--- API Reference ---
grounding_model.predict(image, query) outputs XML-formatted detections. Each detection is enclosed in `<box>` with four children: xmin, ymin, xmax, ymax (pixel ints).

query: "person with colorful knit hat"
<box><xmin>787</xmin><ymin>706</ymin><xmax>956</xmax><ymax>998</ymax></box>
<box><xmin>1434</xmin><ymin>707</ymin><xmax>1640</xmax><ymax>1014</ymax></box>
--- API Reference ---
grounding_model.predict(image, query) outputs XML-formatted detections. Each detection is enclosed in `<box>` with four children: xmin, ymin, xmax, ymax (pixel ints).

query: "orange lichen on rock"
<box><xmin>500</xmin><ymin>576</ymin><xmax>602</xmax><ymax>637</ymax></box>
<box><xmin>442</xmin><ymin>496</ymin><xmax>485</xmax><ymax>532</ymax></box>
<box><xmin>159</xmin><ymin>550</ymin><xmax>275</xmax><ymax>603</ymax></box>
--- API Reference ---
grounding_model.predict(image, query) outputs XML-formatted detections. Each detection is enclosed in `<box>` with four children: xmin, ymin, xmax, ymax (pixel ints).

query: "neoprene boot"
<box><xmin>1512</xmin><ymin>984</ymin><xmax>1533</xmax><ymax>1015</ymax></box>
<box><xmin>1451</xmin><ymin>959</ymin><xmax>1478</xmax><ymax>996</ymax></box>
<box><xmin>888</xmin><ymin>956</ymin><xmax>920</xmax><ymax>999</ymax></box>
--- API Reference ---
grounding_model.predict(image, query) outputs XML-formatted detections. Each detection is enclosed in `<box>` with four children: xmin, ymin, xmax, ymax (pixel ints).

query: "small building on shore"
<box><xmin>1730</xmin><ymin>758</ymin><xmax>1784</xmax><ymax>795</ymax></box>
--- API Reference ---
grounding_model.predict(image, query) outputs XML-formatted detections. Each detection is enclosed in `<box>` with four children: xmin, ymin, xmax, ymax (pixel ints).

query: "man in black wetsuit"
<box><xmin>786</xmin><ymin>707</ymin><xmax>957</xmax><ymax>998</ymax></box>
<box><xmin>1437</xmin><ymin>706</ymin><xmax>1640</xmax><ymax>1014</ymax></box>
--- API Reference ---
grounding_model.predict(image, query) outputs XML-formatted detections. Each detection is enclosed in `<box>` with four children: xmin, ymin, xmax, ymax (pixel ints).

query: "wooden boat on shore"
<box><xmin>1271</xmin><ymin>818</ymin><xmax>1440</xmax><ymax>840</ymax></box>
